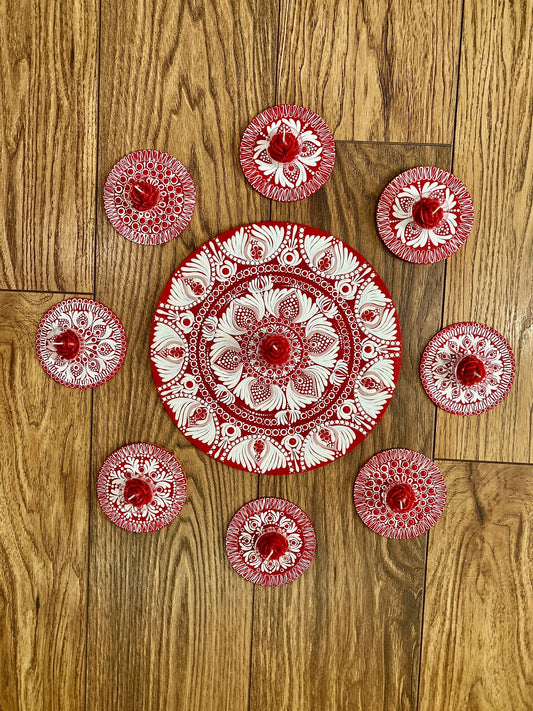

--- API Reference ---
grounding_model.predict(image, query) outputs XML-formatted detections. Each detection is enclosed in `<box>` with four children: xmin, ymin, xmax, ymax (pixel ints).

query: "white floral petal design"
<box><xmin>168</xmin><ymin>251</ymin><xmax>212</xmax><ymax>308</ymax></box>
<box><xmin>151</xmin><ymin>222</ymin><xmax>401</xmax><ymax>474</ymax></box>
<box><xmin>227</xmin><ymin>438</ymin><xmax>287</xmax><ymax>474</ymax></box>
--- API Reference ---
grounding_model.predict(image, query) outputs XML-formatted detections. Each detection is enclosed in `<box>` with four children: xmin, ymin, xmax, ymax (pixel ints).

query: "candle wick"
<box><xmin>432</xmin><ymin>206</ymin><xmax>441</xmax><ymax>215</ymax></box>
<box><xmin>265</xmin><ymin>550</ymin><xmax>274</xmax><ymax>562</ymax></box>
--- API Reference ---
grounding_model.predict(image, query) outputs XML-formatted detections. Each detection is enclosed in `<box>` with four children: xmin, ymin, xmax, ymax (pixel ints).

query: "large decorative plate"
<box><xmin>376</xmin><ymin>166</ymin><xmax>474</xmax><ymax>264</ymax></box>
<box><xmin>150</xmin><ymin>222</ymin><xmax>402</xmax><ymax>475</ymax></box>
<box><xmin>36</xmin><ymin>297</ymin><xmax>127</xmax><ymax>389</ymax></box>
<box><xmin>103</xmin><ymin>150</ymin><xmax>196</xmax><ymax>245</ymax></box>
<box><xmin>354</xmin><ymin>449</ymin><xmax>446</xmax><ymax>539</ymax></box>
<box><xmin>97</xmin><ymin>442</ymin><xmax>187</xmax><ymax>533</ymax></box>
<box><xmin>420</xmin><ymin>322</ymin><xmax>515</xmax><ymax>415</ymax></box>
<box><xmin>240</xmin><ymin>105</ymin><xmax>335</xmax><ymax>202</ymax></box>
<box><xmin>225</xmin><ymin>497</ymin><xmax>316</xmax><ymax>586</ymax></box>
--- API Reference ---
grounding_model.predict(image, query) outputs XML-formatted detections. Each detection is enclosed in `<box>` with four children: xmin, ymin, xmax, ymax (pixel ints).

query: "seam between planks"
<box><xmin>85</xmin><ymin>0</ymin><xmax>103</xmax><ymax>707</ymax></box>
<box><xmin>416</xmin><ymin>1</ymin><xmax>466</xmax><ymax>709</ymax></box>
<box><xmin>0</xmin><ymin>288</ymin><xmax>95</xmax><ymax>296</ymax></box>
<box><xmin>334</xmin><ymin>139</ymin><xmax>453</xmax><ymax>148</ymax></box>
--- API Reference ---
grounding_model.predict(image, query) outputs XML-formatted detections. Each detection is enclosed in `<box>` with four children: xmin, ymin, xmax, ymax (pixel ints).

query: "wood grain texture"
<box><xmin>435</xmin><ymin>0</ymin><xmax>533</xmax><ymax>463</ymax></box>
<box><xmin>419</xmin><ymin>460</ymin><xmax>533</xmax><ymax>711</ymax></box>
<box><xmin>276</xmin><ymin>0</ymin><xmax>462</xmax><ymax>143</ymax></box>
<box><xmin>0</xmin><ymin>0</ymin><xmax>98</xmax><ymax>292</ymax></box>
<box><xmin>0</xmin><ymin>292</ymin><xmax>90</xmax><ymax>710</ymax></box>
<box><xmin>87</xmin><ymin>1</ymin><xmax>278</xmax><ymax>709</ymax></box>
<box><xmin>249</xmin><ymin>142</ymin><xmax>451</xmax><ymax>711</ymax></box>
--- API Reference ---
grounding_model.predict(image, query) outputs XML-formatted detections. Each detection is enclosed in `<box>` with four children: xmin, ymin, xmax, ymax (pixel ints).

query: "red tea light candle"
<box><xmin>52</xmin><ymin>329</ymin><xmax>81</xmax><ymax>360</ymax></box>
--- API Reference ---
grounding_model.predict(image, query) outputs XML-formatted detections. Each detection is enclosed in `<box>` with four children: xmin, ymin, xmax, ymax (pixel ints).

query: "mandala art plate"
<box><xmin>103</xmin><ymin>149</ymin><xmax>196</xmax><ymax>245</ymax></box>
<box><xmin>420</xmin><ymin>322</ymin><xmax>515</xmax><ymax>416</ymax></box>
<box><xmin>36</xmin><ymin>298</ymin><xmax>127</xmax><ymax>389</ymax></box>
<box><xmin>150</xmin><ymin>222</ymin><xmax>402</xmax><ymax>475</ymax></box>
<box><xmin>225</xmin><ymin>497</ymin><xmax>316</xmax><ymax>586</ymax></box>
<box><xmin>376</xmin><ymin>166</ymin><xmax>474</xmax><ymax>264</ymax></box>
<box><xmin>240</xmin><ymin>105</ymin><xmax>336</xmax><ymax>202</ymax></box>
<box><xmin>97</xmin><ymin>442</ymin><xmax>187</xmax><ymax>533</ymax></box>
<box><xmin>354</xmin><ymin>449</ymin><xmax>446</xmax><ymax>539</ymax></box>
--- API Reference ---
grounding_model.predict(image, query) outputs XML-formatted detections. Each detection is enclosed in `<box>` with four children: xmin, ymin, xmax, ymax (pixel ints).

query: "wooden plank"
<box><xmin>419</xmin><ymin>460</ymin><xmax>533</xmax><ymax>710</ymax></box>
<box><xmin>0</xmin><ymin>292</ymin><xmax>91</xmax><ymax>710</ymax></box>
<box><xmin>87</xmin><ymin>1</ymin><xmax>278</xmax><ymax>709</ymax></box>
<box><xmin>0</xmin><ymin>0</ymin><xmax>98</xmax><ymax>292</ymax></box>
<box><xmin>435</xmin><ymin>0</ymin><xmax>533</xmax><ymax>463</ymax></box>
<box><xmin>276</xmin><ymin>0</ymin><xmax>462</xmax><ymax>143</ymax></box>
<box><xmin>249</xmin><ymin>142</ymin><xmax>451</xmax><ymax>711</ymax></box>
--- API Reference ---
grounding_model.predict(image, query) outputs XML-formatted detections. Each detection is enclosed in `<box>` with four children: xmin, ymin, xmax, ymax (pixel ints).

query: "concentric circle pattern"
<box><xmin>376</xmin><ymin>166</ymin><xmax>474</xmax><ymax>264</ymax></box>
<box><xmin>97</xmin><ymin>443</ymin><xmax>187</xmax><ymax>533</ymax></box>
<box><xmin>240</xmin><ymin>105</ymin><xmax>336</xmax><ymax>202</ymax></box>
<box><xmin>354</xmin><ymin>449</ymin><xmax>446</xmax><ymax>539</ymax></box>
<box><xmin>150</xmin><ymin>222</ymin><xmax>402</xmax><ymax>475</ymax></box>
<box><xmin>225</xmin><ymin>497</ymin><xmax>316</xmax><ymax>586</ymax></box>
<box><xmin>104</xmin><ymin>149</ymin><xmax>196</xmax><ymax>245</ymax></box>
<box><xmin>35</xmin><ymin>298</ymin><xmax>127</xmax><ymax>389</ymax></box>
<box><xmin>420</xmin><ymin>322</ymin><xmax>515</xmax><ymax>415</ymax></box>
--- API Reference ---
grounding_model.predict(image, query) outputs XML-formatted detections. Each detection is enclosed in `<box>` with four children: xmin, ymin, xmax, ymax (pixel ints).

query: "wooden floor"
<box><xmin>1</xmin><ymin>0</ymin><xmax>532</xmax><ymax>709</ymax></box>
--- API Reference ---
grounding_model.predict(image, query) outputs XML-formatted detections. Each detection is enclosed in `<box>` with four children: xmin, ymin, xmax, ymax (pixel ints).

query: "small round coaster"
<box><xmin>97</xmin><ymin>442</ymin><xmax>187</xmax><ymax>533</ymax></box>
<box><xmin>376</xmin><ymin>166</ymin><xmax>474</xmax><ymax>264</ymax></box>
<box><xmin>35</xmin><ymin>298</ymin><xmax>127</xmax><ymax>389</ymax></box>
<box><xmin>225</xmin><ymin>497</ymin><xmax>316</xmax><ymax>586</ymax></box>
<box><xmin>354</xmin><ymin>448</ymin><xmax>446</xmax><ymax>539</ymax></box>
<box><xmin>103</xmin><ymin>149</ymin><xmax>196</xmax><ymax>245</ymax></box>
<box><xmin>239</xmin><ymin>105</ymin><xmax>335</xmax><ymax>202</ymax></box>
<box><xmin>420</xmin><ymin>322</ymin><xmax>515</xmax><ymax>415</ymax></box>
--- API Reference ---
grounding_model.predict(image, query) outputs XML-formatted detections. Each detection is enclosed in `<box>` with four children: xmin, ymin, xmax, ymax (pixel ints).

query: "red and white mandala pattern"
<box><xmin>420</xmin><ymin>322</ymin><xmax>515</xmax><ymax>416</ymax></box>
<box><xmin>225</xmin><ymin>497</ymin><xmax>316</xmax><ymax>586</ymax></box>
<box><xmin>97</xmin><ymin>443</ymin><xmax>187</xmax><ymax>533</ymax></box>
<box><xmin>103</xmin><ymin>150</ymin><xmax>196</xmax><ymax>245</ymax></box>
<box><xmin>240</xmin><ymin>105</ymin><xmax>336</xmax><ymax>202</ymax></box>
<box><xmin>150</xmin><ymin>222</ymin><xmax>402</xmax><ymax>475</ymax></box>
<box><xmin>35</xmin><ymin>298</ymin><xmax>127</xmax><ymax>389</ymax></box>
<box><xmin>353</xmin><ymin>449</ymin><xmax>446</xmax><ymax>539</ymax></box>
<box><xmin>376</xmin><ymin>166</ymin><xmax>474</xmax><ymax>264</ymax></box>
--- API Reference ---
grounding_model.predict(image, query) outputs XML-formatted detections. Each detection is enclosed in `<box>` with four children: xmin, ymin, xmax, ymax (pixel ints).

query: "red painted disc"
<box><xmin>225</xmin><ymin>497</ymin><xmax>316</xmax><ymax>586</ymax></box>
<box><xmin>150</xmin><ymin>222</ymin><xmax>402</xmax><ymax>475</ymax></box>
<box><xmin>97</xmin><ymin>442</ymin><xmax>187</xmax><ymax>533</ymax></box>
<box><xmin>376</xmin><ymin>166</ymin><xmax>474</xmax><ymax>263</ymax></box>
<box><xmin>35</xmin><ymin>298</ymin><xmax>127</xmax><ymax>389</ymax></box>
<box><xmin>354</xmin><ymin>449</ymin><xmax>446</xmax><ymax>539</ymax></box>
<box><xmin>420</xmin><ymin>322</ymin><xmax>515</xmax><ymax>415</ymax></box>
<box><xmin>240</xmin><ymin>105</ymin><xmax>335</xmax><ymax>202</ymax></box>
<box><xmin>104</xmin><ymin>149</ymin><xmax>196</xmax><ymax>245</ymax></box>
